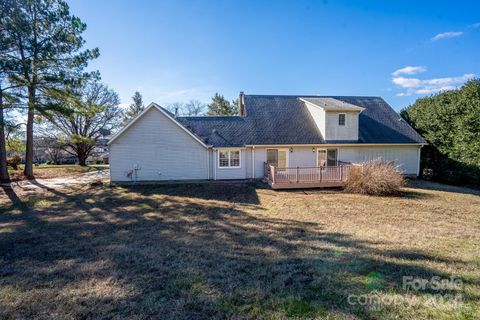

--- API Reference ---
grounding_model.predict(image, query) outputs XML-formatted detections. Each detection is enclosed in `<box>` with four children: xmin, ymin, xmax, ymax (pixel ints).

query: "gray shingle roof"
<box><xmin>301</xmin><ymin>97</ymin><xmax>364</xmax><ymax>111</ymax></box>
<box><xmin>176</xmin><ymin>95</ymin><xmax>425</xmax><ymax>147</ymax></box>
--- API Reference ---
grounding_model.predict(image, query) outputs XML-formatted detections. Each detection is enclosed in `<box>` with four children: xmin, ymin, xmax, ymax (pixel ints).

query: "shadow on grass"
<box><xmin>0</xmin><ymin>183</ymin><xmax>477</xmax><ymax>319</ymax></box>
<box><xmin>119</xmin><ymin>182</ymin><xmax>262</xmax><ymax>205</ymax></box>
<box><xmin>407</xmin><ymin>179</ymin><xmax>480</xmax><ymax>197</ymax></box>
<box><xmin>401</xmin><ymin>189</ymin><xmax>436</xmax><ymax>200</ymax></box>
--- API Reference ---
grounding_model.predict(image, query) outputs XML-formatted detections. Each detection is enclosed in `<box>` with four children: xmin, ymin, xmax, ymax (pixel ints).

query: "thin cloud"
<box><xmin>392</xmin><ymin>77</ymin><xmax>422</xmax><ymax>89</ymax></box>
<box><xmin>431</xmin><ymin>31</ymin><xmax>463</xmax><ymax>41</ymax></box>
<box><xmin>392</xmin><ymin>66</ymin><xmax>427</xmax><ymax>76</ymax></box>
<box><xmin>471</xmin><ymin>22</ymin><xmax>480</xmax><ymax>28</ymax></box>
<box><xmin>392</xmin><ymin>73</ymin><xmax>475</xmax><ymax>96</ymax></box>
<box><xmin>155</xmin><ymin>88</ymin><xmax>213</xmax><ymax>104</ymax></box>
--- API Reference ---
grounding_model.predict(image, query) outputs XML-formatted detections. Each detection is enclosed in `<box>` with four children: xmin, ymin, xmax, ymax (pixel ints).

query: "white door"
<box><xmin>278</xmin><ymin>150</ymin><xmax>288</xmax><ymax>168</ymax></box>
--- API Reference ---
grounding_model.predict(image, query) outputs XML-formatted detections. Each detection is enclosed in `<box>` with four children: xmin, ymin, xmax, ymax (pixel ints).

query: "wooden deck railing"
<box><xmin>264</xmin><ymin>162</ymin><xmax>352</xmax><ymax>189</ymax></box>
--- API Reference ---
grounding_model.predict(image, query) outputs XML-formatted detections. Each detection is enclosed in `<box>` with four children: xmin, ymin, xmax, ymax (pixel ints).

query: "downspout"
<box><xmin>417</xmin><ymin>145</ymin><xmax>424</xmax><ymax>177</ymax></box>
<box><xmin>252</xmin><ymin>146</ymin><xmax>255</xmax><ymax>179</ymax></box>
<box><xmin>207</xmin><ymin>148</ymin><xmax>210</xmax><ymax>179</ymax></box>
<box><xmin>213</xmin><ymin>149</ymin><xmax>217</xmax><ymax>180</ymax></box>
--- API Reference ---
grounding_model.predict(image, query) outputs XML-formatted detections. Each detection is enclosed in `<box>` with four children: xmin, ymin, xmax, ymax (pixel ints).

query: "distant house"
<box><xmin>108</xmin><ymin>93</ymin><xmax>426</xmax><ymax>188</ymax></box>
<box><xmin>87</xmin><ymin>136</ymin><xmax>111</xmax><ymax>164</ymax></box>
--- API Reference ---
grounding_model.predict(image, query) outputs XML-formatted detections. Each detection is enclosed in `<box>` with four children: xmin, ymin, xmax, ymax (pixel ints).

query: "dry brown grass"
<box><xmin>7</xmin><ymin>164</ymin><xmax>106</xmax><ymax>181</ymax></box>
<box><xmin>0</xmin><ymin>180</ymin><xmax>479</xmax><ymax>319</ymax></box>
<box><xmin>344</xmin><ymin>161</ymin><xmax>405</xmax><ymax>196</ymax></box>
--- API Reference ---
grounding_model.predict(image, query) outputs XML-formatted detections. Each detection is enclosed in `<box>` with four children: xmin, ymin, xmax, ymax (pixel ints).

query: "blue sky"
<box><xmin>69</xmin><ymin>0</ymin><xmax>480</xmax><ymax>111</ymax></box>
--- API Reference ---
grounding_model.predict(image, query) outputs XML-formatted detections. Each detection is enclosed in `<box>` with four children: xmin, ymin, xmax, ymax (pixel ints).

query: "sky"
<box><xmin>68</xmin><ymin>0</ymin><xmax>480</xmax><ymax>111</ymax></box>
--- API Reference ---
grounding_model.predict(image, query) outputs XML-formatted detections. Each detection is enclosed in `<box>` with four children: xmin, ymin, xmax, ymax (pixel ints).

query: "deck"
<box><xmin>264</xmin><ymin>162</ymin><xmax>352</xmax><ymax>189</ymax></box>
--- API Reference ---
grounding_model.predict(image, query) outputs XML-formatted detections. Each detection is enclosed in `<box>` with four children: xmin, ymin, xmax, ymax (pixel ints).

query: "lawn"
<box><xmin>7</xmin><ymin>164</ymin><xmax>108</xmax><ymax>181</ymax></box>
<box><xmin>0</xmin><ymin>180</ymin><xmax>479</xmax><ymax>319</ymax></box>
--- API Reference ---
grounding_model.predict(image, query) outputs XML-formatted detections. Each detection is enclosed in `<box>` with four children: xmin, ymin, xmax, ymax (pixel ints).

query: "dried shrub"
<box><xmin>7</xmin><ymin>155</ymin><xmax>22</xmax><ymax>170</ymax></box>
<box><xmin>344</xmin><ymin>160</ymin><xmax>405</xmax><ymax>196</ymax></box>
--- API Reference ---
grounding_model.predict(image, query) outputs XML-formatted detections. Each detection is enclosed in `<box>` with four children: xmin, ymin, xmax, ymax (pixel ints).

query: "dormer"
<box><xmin>300</xmin><ymin>97</ymin><xmax>364</xmax><ymax>141</ymax></box>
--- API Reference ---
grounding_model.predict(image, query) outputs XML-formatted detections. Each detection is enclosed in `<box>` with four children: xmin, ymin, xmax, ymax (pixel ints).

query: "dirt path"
<box><xmin>0</xmin><ymin>169</ymin><xmax>109</xmax><ymax>197</ymax></box>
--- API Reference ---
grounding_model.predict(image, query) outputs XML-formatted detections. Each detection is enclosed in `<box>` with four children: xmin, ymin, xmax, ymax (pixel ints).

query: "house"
<box><xmin>108</xmin><ymin>93</ymin><xmax>426</xmax><ymax>188</ymax></box>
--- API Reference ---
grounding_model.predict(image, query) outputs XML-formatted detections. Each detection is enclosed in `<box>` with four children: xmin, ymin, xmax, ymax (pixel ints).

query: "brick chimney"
<box><xmin>238</xmin><ymin>91</ymin><xmax>245</xmax><ymax>116</ymax></box>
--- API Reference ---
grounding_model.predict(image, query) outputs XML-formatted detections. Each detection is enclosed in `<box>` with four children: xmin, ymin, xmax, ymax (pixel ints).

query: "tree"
<box><xmin>0</xmin><ymin>12</ymin><xmax>22</xmax><ymax>181</ymax></box>
<box><xmin>165</xmin><ymin>102</ymin><xmax>183</xmax><ymax>116</ymax></box>
<box><xmin>183</xmin><ymin>100</ymin><xmax>206</xmax><ymax>116</ymax></box>
<box><xmin>122</xmin><ymin>91</ymin><xmax>144</xmax><ymax>124</ymax></box>
<box><xmin>6</xmin><ymin>133</ymin><xmax>25</xmax><ymax>156</ymax></box>
<box><xmin>42</xmin><ymin>80</ymin><xmax>121</xmax><ymax>166</ymax></box>
<box><xmin>0</xmin><ymin>74</ymin><xmax>10</xmax><ymax>181</ymax></box>
<box><xmin>166</xmin><ymin>100</ymin><xmax>207</xmax><ymax>116</ymax></box>
<box><xmin>401</xmin><ymin>79</ymin><xmax>480</xmax><ymax>185</ymax></box>
<box><xmin>34</xmin><ymin>137</ymin><xmax>65</xmax><ymax>164</ymax></box>
<box><xmin>0</xmin><ymin>77</ymin><xmax>22</xmax><ymax>181</ymax></box>
<box><xmin>207</xmin><ymin>93</ymin><xmax>237</xmax><ymax>115</ymax></box>
<box><xmin>0</xmin><ymin>0</ymin><xmax>99</xmax><ymax>178</ymax></box>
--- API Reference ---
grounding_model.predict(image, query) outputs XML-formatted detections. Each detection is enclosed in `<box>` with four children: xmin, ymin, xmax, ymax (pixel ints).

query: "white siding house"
<box><xmin>245</xmin><ymin>145</ymin><xmax>421</xmax><ymax>179</ymax></box>
<box><xmin>109</xmin><ymin>106</ymin><xmax>209</xmax><ymax>182</ymax></box>
<box><xmin>109</xmin><ymin>95</ymin><xmax>426</xmax><ymax>185</ymax></box>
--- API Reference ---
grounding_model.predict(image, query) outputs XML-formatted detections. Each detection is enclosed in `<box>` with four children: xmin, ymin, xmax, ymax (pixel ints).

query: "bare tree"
<box><xmin>42</xmin><ymin>80</ymin><xmax>121</xmax><ymax>166</ymax></box>
<box><xmin>183</xmin><ymin>100</ymin><xmax>206</xmax><ymax>116</ymax></box>
<box><xmin>165</xmin><ymin>102</ymin><xmax>183</xmax><ymax>116</ymax></box>
<box><xmin>165</xmin><ymin>100</ymin><xmax>207</xmax><ymax>117</ymax></box>
<box><xmin>34</xmin><ymin>137</ymin><xmax>65</xmax><ymax>164</ymax></box>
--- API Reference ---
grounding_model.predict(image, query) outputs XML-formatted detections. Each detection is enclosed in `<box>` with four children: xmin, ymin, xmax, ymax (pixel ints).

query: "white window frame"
<box><xmin>316</xmin><ymin>148</ymin><xmax>339</xmax><ymax>167</ymax></box>
<box><xmin>217</xmin><ymin>149</ymin><xmax>241</xmax><ymax>169</ymax></box>
<box><xmin>265</xmin><ymin>148</ymin><xmax>289</xmax><ymax>168</ymax></box>
<box><xmin>338</xmin><ymin>113</ymin><xmax>346</xmax><ymax>126</ymax></box>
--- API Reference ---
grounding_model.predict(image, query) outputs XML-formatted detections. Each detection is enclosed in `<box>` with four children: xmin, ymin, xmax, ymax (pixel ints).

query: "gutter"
<box><xmin>245</xmin><ymin>143</ymin><xmax>428</xmax><ymax>147</ymax></box>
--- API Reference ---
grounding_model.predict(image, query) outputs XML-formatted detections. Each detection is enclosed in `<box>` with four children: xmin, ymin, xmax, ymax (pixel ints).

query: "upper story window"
<box><xmin>338</xmin><ymin>113</ymin><xmax>346</xmax><ymax>126</ymax></box>
<box><xmin>218</xmin><ymin>149</ymin><xmax>241</xmax><ymax>168</ymax></box>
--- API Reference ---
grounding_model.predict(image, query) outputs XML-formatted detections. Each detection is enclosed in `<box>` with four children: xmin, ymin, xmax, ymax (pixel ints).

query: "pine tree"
<box><xmin>1</xmin><ymin>0</ymin><xmax>99</xmax><ymax>178</ymax></box>
<box><xmin>123</xmin><ymin>91</ymin><xmax>144</xmax><ymax>124</ymax></box>
<box><xmin>207</xmin><ymin>93</ymin><xmax>237</xmax><ymax>115</ymax></box>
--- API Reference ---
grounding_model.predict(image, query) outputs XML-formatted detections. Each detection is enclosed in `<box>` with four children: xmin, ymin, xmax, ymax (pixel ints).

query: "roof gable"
<box><xmin>108</xmin><ymin>103</ymin><xmax>209</xmax><ymax>148</ymax></box>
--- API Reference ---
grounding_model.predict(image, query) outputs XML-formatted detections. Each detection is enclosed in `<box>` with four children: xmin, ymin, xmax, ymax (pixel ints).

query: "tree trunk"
<box><xmin>24</xmin><ymin>86</ymin><xmax>35</xmax><ymax>179</ymax></box>
<box><xmin>78</xmin><ymin>150</ymin><xmax>87</xmax><ymax>166</ymax></box>
<box><xmin>77</xmin><ymin>144</ymin><xmax>89</xmax><ymax>166</ymax></box>
<box><xmin>0</xmin><ymin>90</ymin><xmax>10</xmax><ymax>182</ymax></box>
